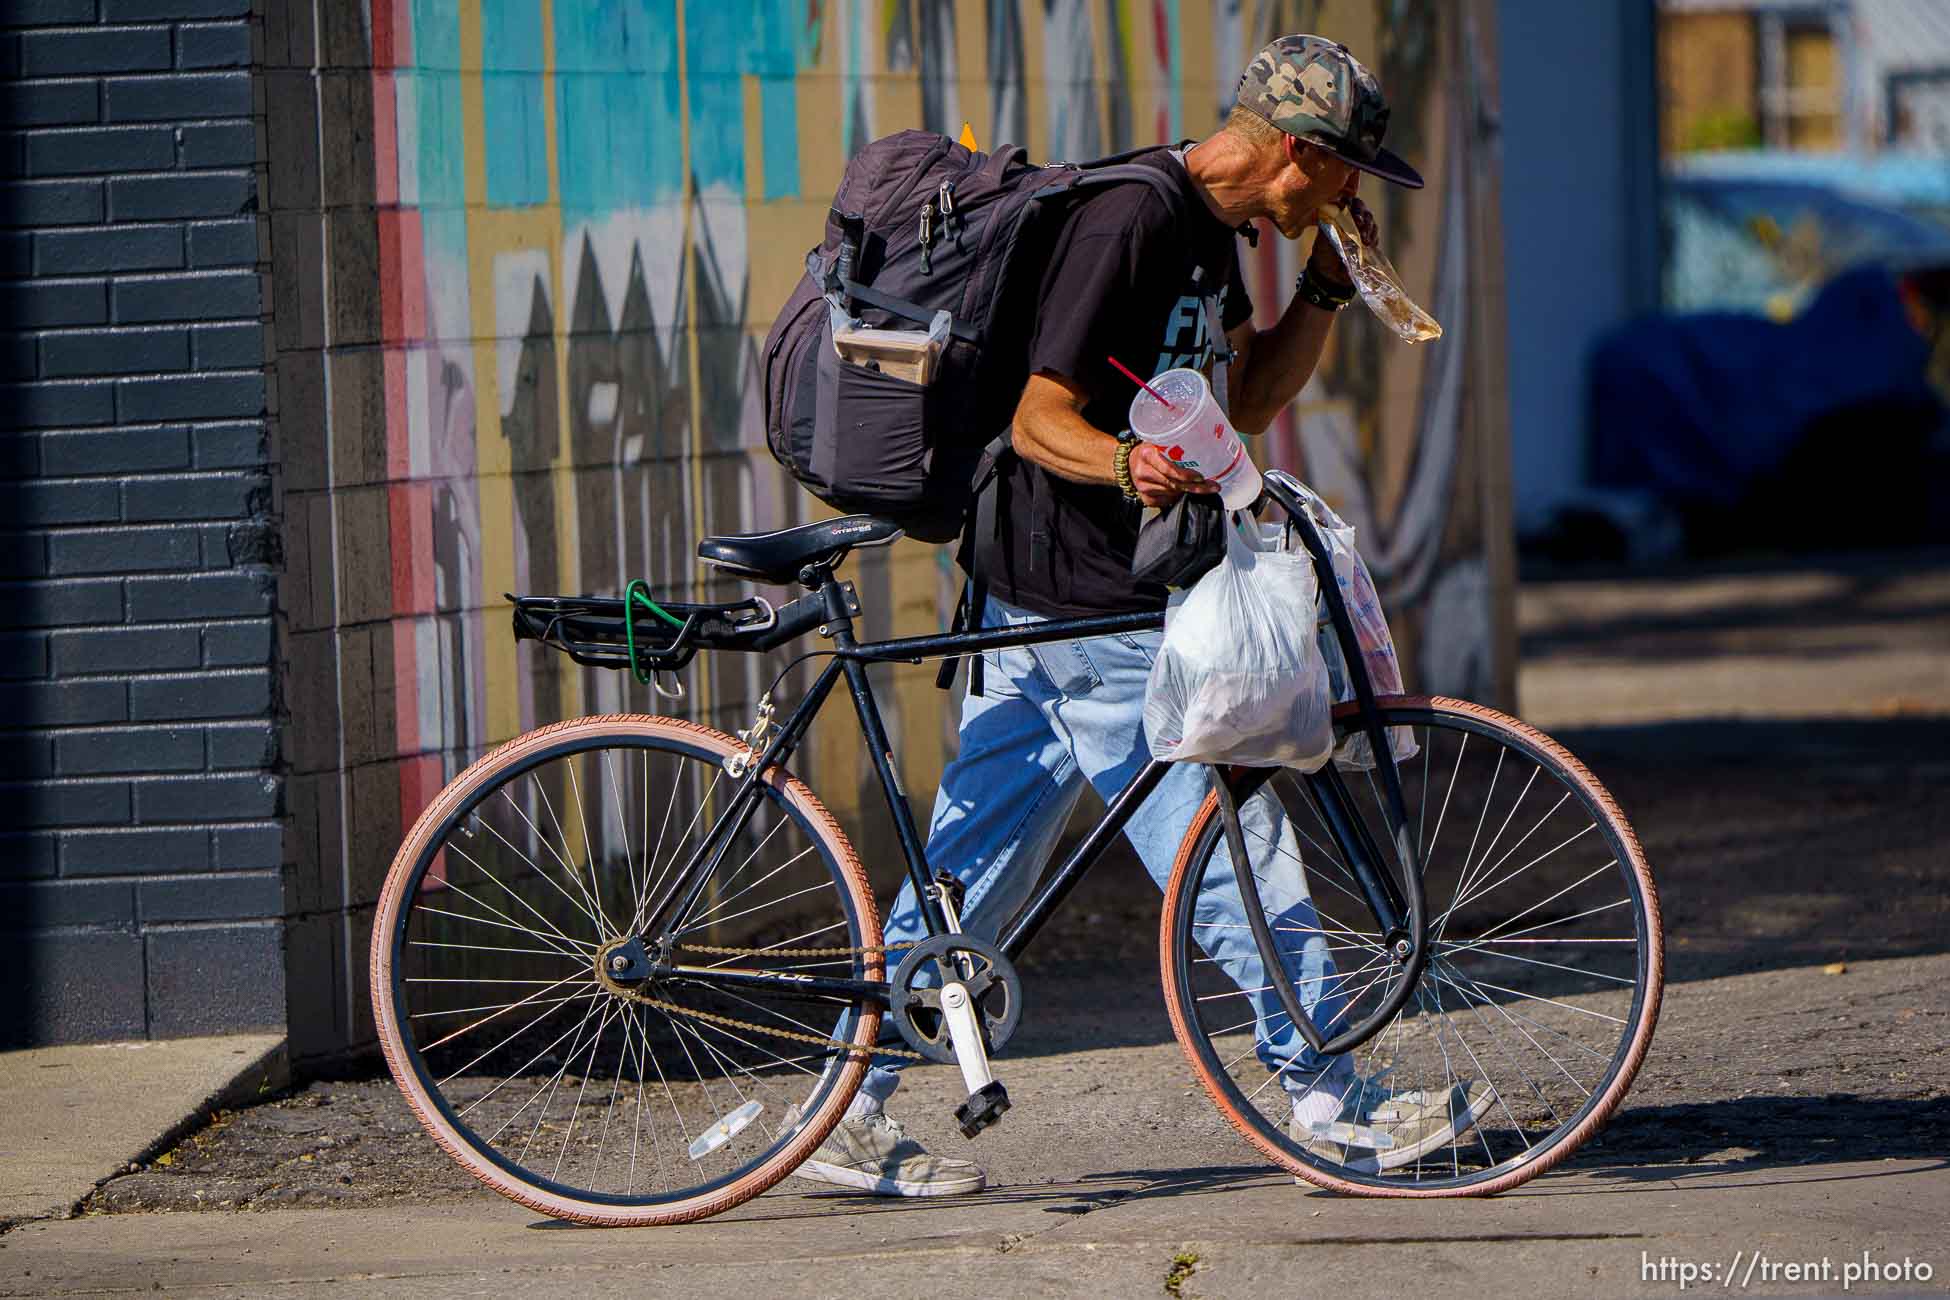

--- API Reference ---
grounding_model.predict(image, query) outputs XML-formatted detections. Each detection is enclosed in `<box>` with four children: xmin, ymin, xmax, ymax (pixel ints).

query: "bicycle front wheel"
<box><xmin>1161</xmin><ymin>696</ymin><xmax>1663</xmax><ymax>1196</ymax></box>
<box><xmin>372</xmin><ymin>714</ymin><xmax>883</xmax><ymax>1225</ymax></box>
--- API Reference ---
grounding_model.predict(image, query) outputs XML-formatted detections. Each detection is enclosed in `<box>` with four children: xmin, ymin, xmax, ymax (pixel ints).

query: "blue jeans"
<box><xmin>859</xmin><ymin>595</ymin><xmax>1353</xmax><ymax>1108</ymax></box>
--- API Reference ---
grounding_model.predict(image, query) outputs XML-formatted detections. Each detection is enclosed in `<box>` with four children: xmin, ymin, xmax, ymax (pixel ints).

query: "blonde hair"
<box><xmin>1225</xmin><ymin>104</ymin><xmax>1289</xmax><ymax>152</ymax></box>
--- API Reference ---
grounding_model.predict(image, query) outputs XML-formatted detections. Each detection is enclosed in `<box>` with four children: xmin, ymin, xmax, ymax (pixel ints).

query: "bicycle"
<box><xmin>370</xmin><ymin>469</ymin><xmax>1663</xmax><ymax>1225</ymax></box>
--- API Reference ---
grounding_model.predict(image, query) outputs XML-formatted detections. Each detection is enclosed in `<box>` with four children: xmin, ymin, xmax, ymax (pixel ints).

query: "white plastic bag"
<box><xmin>1143</xmin><ymin>515</ymin><xmax>1334</xmax><ymax>769</ymax></box>
<box><xmin>1286</xmin><ymin>486</ymin><xmax>1419</xmax><ymax>771</ymax></box>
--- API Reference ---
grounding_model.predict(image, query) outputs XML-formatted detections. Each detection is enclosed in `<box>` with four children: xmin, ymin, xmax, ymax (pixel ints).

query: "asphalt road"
<box><xmin>4</xmin><ymin>550</ymin><xmax>1947</xmax><ymax>1297</ymax></box>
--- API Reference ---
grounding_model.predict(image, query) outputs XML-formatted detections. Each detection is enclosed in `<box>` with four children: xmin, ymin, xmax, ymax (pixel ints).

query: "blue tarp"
<box><xmin>1590</xmin><ymin>266</ymin><xmax>1939</xmax><ymax>509</ymax></box>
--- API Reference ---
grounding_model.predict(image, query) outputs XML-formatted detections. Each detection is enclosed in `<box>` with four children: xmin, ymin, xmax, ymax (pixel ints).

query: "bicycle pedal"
<box><xmin>954</xmin><ymin>1080</ymin><xmax>1010</xmax><ymax>1139</ymax></box>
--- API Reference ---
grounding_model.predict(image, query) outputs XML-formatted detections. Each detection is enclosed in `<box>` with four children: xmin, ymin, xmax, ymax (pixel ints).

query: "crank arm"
<box><xmin>940</xmin><ymin>979</ymin><xmax>1010</xmax><ymax>1137</ymax></box>
<box><xmin>938</xmin><ymin>981</ymin><xmax>994</xmax><ymax>1094</ymax></box>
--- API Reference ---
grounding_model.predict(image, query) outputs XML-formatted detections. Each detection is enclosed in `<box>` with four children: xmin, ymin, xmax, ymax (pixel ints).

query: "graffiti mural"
<box><xmin>286</xmin><ymin>0</ymin><xmax>1508</xmax><ymax>1061</ymax></box>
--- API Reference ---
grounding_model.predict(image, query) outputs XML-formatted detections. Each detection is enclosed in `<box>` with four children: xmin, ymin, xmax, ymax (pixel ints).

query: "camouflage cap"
<box><xmin>1235</xmin><ymin>35</ymin><xmax>1424</xmax><ymax>189</ymax></box>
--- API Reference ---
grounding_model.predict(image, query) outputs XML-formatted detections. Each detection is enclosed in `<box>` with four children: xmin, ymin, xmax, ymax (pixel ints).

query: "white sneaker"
<box><xmin>1287</xmin><ymin>1079</ymin><xmax>1497</xmax><ymax>1176</ymax></box>
<box><xmin>784</xmin><ymin>1105</ymin><xmax>987</xmax><ymax>1197</ymax></box>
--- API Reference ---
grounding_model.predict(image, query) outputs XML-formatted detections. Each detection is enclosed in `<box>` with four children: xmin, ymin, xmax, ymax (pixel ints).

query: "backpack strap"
<box><xmin>1192</xmin><ymin>265</ymin><xmax>1235</xmax><ymax>416</ymax></box>
<box><xmin>836</xmin><ymin>276</ymin><xmax>982</xmax><ymax>343</ymax></box>
<box><xmin>1080</xmin><ymin>150</ymin><xmax>1236</xmax><ymax>416</ymax></box>
<box><xmin>936</xmin><ymin>431</ymin><xmax>1014</xmax><ymax>695</ymax></box>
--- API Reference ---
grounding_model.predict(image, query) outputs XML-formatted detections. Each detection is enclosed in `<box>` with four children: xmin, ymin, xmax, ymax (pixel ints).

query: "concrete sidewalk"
<box><xmin>6</xmin><ymin>952</ymin><xmax>1948</xmax><ymax>1296</ymax></box>
<box><xmin>0</xmin><ymin>1034</ymin><xmax>285</xmax><ymax>1225</ymax></box>
<box><xmin>3</xmin><ymin>1158</ymin><xmax>1944</xmax><ymax>1297</ymax></box>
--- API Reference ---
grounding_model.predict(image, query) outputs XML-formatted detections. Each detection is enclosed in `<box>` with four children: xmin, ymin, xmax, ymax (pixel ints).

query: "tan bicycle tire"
<box><xmin>371</xmin><ymin>713</ymin><xmax>883</xmax><ymax>1226</ymax></box>
<box><xmin>1158</xmin><ymin>695</ymin><xmax>1664</xmax><ymax>1198</ymax></box>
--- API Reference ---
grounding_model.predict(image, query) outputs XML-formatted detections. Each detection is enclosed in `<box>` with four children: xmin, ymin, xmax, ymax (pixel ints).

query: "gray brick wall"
<box><xmin>1</xmin><ymin>0</ymin><xmax>283</xmax><ymax>1047</ymax></box>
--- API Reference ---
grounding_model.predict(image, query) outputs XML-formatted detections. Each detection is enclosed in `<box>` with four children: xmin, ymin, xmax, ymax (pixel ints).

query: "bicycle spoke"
<box><xmin>1438</xmin><ymin>939</ymin><xmax>1635</xmax><ymax>984</ymax></box>
<box><xmin>492</xmin><ymin>782</ymin><xmax>610</xmax><ymax>939</ymax></box>
<box><xmin>603</xmin><ymin>750</ymin><xmax>641</xmax><ymax>932</ymax></box>
<box><xmin>420</xmin><ymin>970</ymin><xmax>593</xmax><ymax>1054</ymax></box>
<box><xmin>448</xmin><ymin>830</ymin><xmax>604</xmax><ymax>952</ymax></box>
<box><xmin>412</xmin><ymin>897</ymin><xmax>591</xmax><ymax>956</ymax></box>
<box><xmin>1439</xmin><ymin>764</ymin><xmax>1538</xmax><ymax>942</ymax></box>
<box><xmin>1434</xmin><ymin>958</ymin><xmax>1592</xmax><ymax>1102</ymax></box>
<box><xmin>560</xmin><ymin>756</ymin><xmax>620</xmax><ymax>938</ymax></box>
<box><xmin>410</xmin><ymin>939</ymin><xmax>584</xmax><ymax>961</ymax></box>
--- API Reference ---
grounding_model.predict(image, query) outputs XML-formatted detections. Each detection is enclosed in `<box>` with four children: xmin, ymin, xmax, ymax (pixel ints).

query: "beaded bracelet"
<box><xmin>1113</xmin><ymin>435</ymin><xmax>1141</xmax><ymax>502</ymax></box>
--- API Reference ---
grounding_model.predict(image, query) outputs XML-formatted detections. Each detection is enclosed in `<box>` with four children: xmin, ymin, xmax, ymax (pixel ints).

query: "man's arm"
<box><xmin>1224</xmin><ymin>292</ymin><xmax>1338</xmax><ymax>436</ymax></box>
<box><xmin>1013</xmin><ymin>372</ymin><xmax>1215</xmax><ymax>507</ymax></box>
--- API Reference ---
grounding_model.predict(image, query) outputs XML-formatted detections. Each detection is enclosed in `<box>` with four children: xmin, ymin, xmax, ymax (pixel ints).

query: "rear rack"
<box><xmin>510</xmin><ymin>588</ymin><xmax>822</xmax><ymax>676</ymax></box>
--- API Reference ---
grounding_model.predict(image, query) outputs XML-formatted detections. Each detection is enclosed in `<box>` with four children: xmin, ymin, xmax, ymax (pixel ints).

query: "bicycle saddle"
<box><xmin>696</xmin><ymin>514</ymin><xmax>903</xmax><ymax>583</ymax></box>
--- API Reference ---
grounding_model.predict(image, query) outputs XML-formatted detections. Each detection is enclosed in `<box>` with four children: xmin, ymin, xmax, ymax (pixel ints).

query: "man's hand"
<box><xmin>1129</xmin><ymin>442</ymin><xmax>1216</xmax><ymax>508</ymax></box>
<box><xmin>1304</xmin><ymin>194</ymin><xmax>1375</xmax><ymax>291</ymax></box>
<box><xmin>1342</xmin><ymin>194</ymin><xmax>1379</xmax><ymax>247</ymax></box>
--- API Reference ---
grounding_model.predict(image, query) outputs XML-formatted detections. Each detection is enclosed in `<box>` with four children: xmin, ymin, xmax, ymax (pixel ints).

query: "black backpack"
<box><xmin>760</xmin><ymin>130</ymin><xmax>1194</xmax><ymax>546</ymax></box>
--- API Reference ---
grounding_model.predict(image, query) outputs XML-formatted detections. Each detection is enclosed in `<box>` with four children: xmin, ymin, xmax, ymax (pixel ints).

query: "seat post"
<box><xmin>801</xmin><ymin>563</ymin><xmax>858</xmax><ymax>646</ymax></box>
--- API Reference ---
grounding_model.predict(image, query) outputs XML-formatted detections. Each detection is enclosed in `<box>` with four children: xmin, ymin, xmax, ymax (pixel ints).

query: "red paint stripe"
<box><xmin>387</xmin><ymin>492</ymin><xmax>420</xmax><ymax>758</ymax></box>
<box><xmin>388</xmin><ymin>483</ymin><xmax>417</xmax><ymax>614</ymax></box>
<box><xmin>400</xmin><ymin>208</ymin><xmax>426</xmax><ymax>340</ymax></box>
<box><xmin>383</xmin><ymin>346</ymin><xmax>409</xmax><ymax>481</ymax></box>
<box><xmin>401</xmin><ymin>754</ymin><xmax>446</xmax><ymax>839</ymax></box>
<box><xmin>371</xmin><ymin>0</ymin><xmax>412</xmax><ymax>69</ymax></box>
<box><xmin>377</xmin><ymin>208</ymin><xmax>403</xmax><ymax>344</ymax></box>
<box><xmin>373</xmin><ymin>70</ymin><xmax>399</xmax><ymax>207</ymax></box>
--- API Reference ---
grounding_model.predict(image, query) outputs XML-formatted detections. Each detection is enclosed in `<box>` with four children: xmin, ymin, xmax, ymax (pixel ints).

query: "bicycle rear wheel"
<box><xmin>1161</xmin><ymin>697</ymin><xmax>1663</xmax><ymax>1195</ymax></box>
<box><xmin>372</xmin><ymin>714</ymin><xmax>882</xmax><ymax>1225</ymax></box>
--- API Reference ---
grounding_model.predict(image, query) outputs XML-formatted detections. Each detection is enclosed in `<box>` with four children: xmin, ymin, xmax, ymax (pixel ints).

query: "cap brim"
<box><xmin>1337</xmin><ymin>145</ymin><xmax>1424</xmax><ymax>189</ymax></box>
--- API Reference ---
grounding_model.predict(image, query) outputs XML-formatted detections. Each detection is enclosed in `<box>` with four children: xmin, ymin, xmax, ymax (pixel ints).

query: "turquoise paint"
<box><xmin>397</xmin><ymin>0</ymin><xmax>823</xmax><ymax>214</ymax></box>
<box><xmin>410</xmin><ymin>0</ymin><xmax>460</xmax><ymax>69</ymax></box>
<box><xmin>553</xmin><ymin>0</ymin><xmax>684</xmax><ymax>212</ymax></box>
<box><xmin>760</xmin><ymin>78</ymin><xmax>798</xmax><ymax>199</ymax></box>
<box><xmin>407</xmin><ymin>0</ymin><xmax>464</xmax><ymax>207</ymax></box>
<box><xmin>843</xmin><ymin>0</ymin><xmax>866</xmax><ymax>158</ymax></box>
<box><xmin>483</xmin><ymin>0</ymin><xmax>549</xmax><ymax>207</ymax></box>
<box><xmin>682</xmin><ymin>2</ymin><xmax>749</xmax><ymax>192</ymax></box>
<box><xmin>407</xmin><ymin>71</ymin><xmax>467</xmax><ymax>208</ymax></box>
<box><xmin>684</xmin><ymin>0</ymin><xmax>810</xmax><ymax>196</ymax></box>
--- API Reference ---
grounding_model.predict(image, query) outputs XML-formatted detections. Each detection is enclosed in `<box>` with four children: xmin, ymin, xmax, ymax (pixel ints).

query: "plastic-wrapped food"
<box><xmin>1316</xmin><ymin>208</ymin><xmax>1442</xmax><ymax>344</ymax></box>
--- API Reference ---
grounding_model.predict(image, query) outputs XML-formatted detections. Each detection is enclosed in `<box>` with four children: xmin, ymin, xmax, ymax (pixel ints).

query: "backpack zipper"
<box><xmin>919</xmin><ymin>199</ymin><xmax>934</xmax><ymax>274</ymax></box>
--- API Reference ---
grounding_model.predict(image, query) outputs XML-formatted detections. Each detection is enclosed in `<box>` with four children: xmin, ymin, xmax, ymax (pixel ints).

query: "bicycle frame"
<box><xmin>635</xmin><ymin>471</ymin><xmax>1428</xmax><ymax>1057</ymax></box>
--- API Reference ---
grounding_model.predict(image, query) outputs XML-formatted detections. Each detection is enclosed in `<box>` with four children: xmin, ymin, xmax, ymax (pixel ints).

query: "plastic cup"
<box><xmin>1126</xmin><ymin>367</ymin><xmax>1263</xmax><ymax>510</ymax></box>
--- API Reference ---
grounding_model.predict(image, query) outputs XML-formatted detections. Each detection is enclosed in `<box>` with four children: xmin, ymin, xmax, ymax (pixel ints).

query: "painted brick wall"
<box><xmin>0</xmin><ymin>0</ymin><xmax>281</xmax><ymax>1046</ymax></box>
<box><xmin>261</xmin><ymin>0</ymin><xmax>1512</xmax><ymax>1073</ymax></box>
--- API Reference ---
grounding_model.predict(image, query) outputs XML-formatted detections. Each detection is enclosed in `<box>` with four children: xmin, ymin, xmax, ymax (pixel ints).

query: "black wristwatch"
<box><xmin>1296</xmin><ymin>265</ymin><xmax>1356</xmax><ymax>312</ymax></box>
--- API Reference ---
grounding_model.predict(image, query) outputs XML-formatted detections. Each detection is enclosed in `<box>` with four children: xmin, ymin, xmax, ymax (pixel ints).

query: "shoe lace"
<box><xmin>860</xmin><ymin>1111</ymin><xmax>909</xmax><ymax>1142</ymax></box>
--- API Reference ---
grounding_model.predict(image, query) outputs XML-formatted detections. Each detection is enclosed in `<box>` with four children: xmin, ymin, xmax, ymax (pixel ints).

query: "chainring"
<box><xmin>887</xmin><ymin>935</ymin><xmax>1023</xmax><ymax>1064</ymax></box>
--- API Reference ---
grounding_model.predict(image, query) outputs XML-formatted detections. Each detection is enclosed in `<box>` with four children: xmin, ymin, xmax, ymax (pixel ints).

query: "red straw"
<box><xmin>1106</xmin><ymin>355</ymin><xmax>1175</xmax><ymax>409</ymax></box>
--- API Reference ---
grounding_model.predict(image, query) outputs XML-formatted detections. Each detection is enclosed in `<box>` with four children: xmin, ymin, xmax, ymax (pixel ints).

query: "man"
<box><xmin>795</xmin><ymin>35</ymin><xmax>1489</xmax><ymax>1197</ymax></box>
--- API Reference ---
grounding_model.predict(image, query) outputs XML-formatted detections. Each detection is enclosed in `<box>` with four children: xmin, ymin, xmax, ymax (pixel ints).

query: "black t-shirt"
<box><xmin>978</xmin><ymin>148</ymin><xmax>1253</xmax><ymax>619</ymax></box>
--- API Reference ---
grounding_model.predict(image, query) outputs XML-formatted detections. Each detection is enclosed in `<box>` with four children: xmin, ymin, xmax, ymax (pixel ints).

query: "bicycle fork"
<box><xmin>1212</xmin><ymin>766</ymin><xmax>1428</xmax><ymax>1059</ymax></box>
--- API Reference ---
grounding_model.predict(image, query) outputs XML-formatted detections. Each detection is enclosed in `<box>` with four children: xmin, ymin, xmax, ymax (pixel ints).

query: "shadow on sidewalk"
<box><xmin>526</xmin><ymin>1163</ymin><xmax>1288</xmax><ymax>1230</ymax></box>
<box><xmin>1552</xmin><ymin>1094</ymin><xmax>1950</xmax><ymax>1189</ymax></box>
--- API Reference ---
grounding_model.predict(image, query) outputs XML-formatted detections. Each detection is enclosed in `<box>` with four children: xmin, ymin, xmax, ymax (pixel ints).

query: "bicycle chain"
<box><xmin>616</xmin><ymin>939</ymin><xmax>927</xmax><ymax>1060</ymax></box>
<box><xmin>674</xmin><ymin>941</ymin><xmax>919</xmax><ymax>958</ymax></box>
